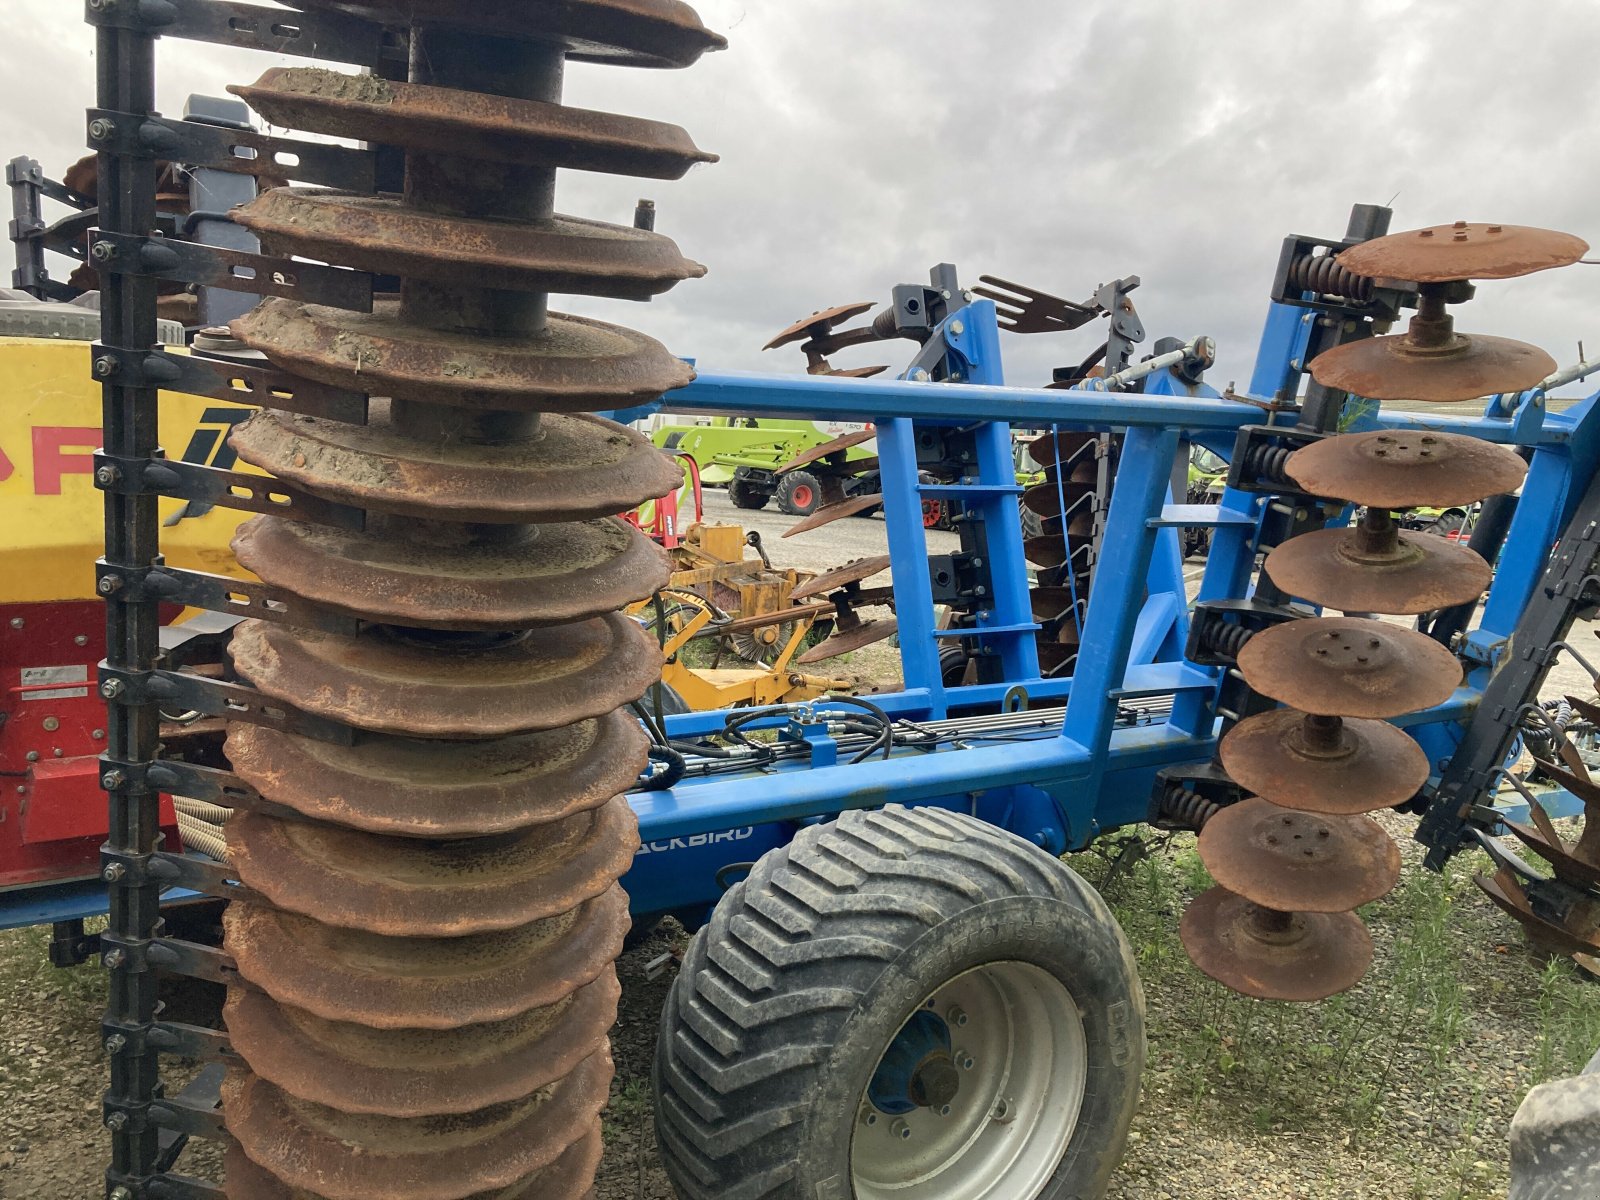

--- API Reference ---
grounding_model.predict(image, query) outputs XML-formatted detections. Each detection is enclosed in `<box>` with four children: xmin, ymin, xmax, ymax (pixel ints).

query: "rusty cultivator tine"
<box><xmin>972</xmin><ymin>275</ymin><xmax>1101</xmax><ymax>335</ymax></box>
<box><xmin>206</xmin><ymin>4</ymin><xmax>726</xmax><ymax>1195</ymax></box>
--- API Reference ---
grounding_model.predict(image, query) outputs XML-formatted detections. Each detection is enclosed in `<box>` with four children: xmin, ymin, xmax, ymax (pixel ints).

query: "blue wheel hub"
<box><xmin>867</xmin><ymin>1009</ymin><xmax>960</xmax><ymax>1115</ymax></box>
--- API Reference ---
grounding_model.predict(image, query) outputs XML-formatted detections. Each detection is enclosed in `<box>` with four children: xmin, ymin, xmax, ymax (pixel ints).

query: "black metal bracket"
<box><xmin>145</xmin><ymin>758</ymin><xmax>263</xmax><ymax>811</ymax></box>
<box><xmin>91</xmin><ymin>343</ymin><xmax>369</xmax><ymax>425</ymax></box>
<box><xmin>89</xmin><ymin>230</ymin><xmax>374</xmax><ymax>312</ymax></box>
<box><xmin>1418</xmin><ymin>469</ymin><xmax>1600</xmax><ymax>868</ymax></box>
<box><xmin>104</xmin><ymin>1019</ymin><xmax>241</xmax><ymax>1066</ymax></box>
<box><xmin>97</xmin><ymin>665</ymin><xmax>358</xmax><ymax>745</ymax></box>
<box><xmin>100</xmin><ymin>845</ymin><xmax>256</xmax><ymax>905</ymax></box>
<box><xmin>1271</xmin><ymin>230</ymin><xmax>1411</xmax><ymax>318</ymax></box>
<box><xmin>1184</xmin><ymin>598</ymin><xmax>1307</xmax><ymax>668</ymax></box>
<box><xmin>1226</xmin><ymin>423</ymin><xmax>1325</xmax><ymax>495</ymax></box>
<box><xmin>89</xmin><ymin>108</ymin><xmax>377</xmax><ymax>192</ymax></box>
<box><xmin>94</xmin><ymin>451</ymin><xmax>367</xmax><ymax>531</ymax></box>
<box><xmin>96</xmin><ymin>560</ymin><xmax>361</xmax><ymax>635</ymax></box>
<box><xmin>84</xmin><ymin>0</ymin><xmax>400</xmax><ymax>66</ymax></box>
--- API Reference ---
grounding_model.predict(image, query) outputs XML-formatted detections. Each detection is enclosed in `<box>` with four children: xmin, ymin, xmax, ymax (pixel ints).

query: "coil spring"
<box><xmin>1159</xmin><ymin>784</ymin><xmax>1221</xmax><ymax>831</ymax></box>
<box><xmin>1286</xmin><ymin>252</ymin><xmax>1374</xmax><ymax>303</ymax></box>
<box><xmin>1199</xmin><ymin>619</ymin><xmax>1254</xmax><ymax>660</ymax></box>
<box><xmin>211</xmin><ymin>5</ymin><xmax>724</xmax><ymax>1198</ymax></box>
<box><xmin>1242</xmin><ymin>441</ymin><xmax>1293</xmax><ymax>484</ymax></box>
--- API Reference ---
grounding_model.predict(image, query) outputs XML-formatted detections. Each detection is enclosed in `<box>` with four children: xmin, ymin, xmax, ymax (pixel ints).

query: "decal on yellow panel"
<box><xmin>0</xmin><ymin>338</ymin><xmax>258</xmax><ymax>604</ymax></box>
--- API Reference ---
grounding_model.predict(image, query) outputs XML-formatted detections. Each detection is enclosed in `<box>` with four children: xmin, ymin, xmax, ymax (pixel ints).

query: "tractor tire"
<box><xmin>775</xmin><ymin>469</ymin><xmax>822</xmax><ymax>517</ymax></box>
<box><xmin>654</xmin><ymin>805</ymin><xmax>1145</xmax><ymax>1200</ymax></box>
<box><xmin>729</xmin><ymin>472</ymin><xmax>772</xmax><ymax>511</ymax></box>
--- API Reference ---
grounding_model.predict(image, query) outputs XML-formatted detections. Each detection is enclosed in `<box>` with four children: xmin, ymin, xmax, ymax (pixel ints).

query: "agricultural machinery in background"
<box><xmin>4</xmin><ymin>3</ymin><xmax>1600</xmax><ymax>1199</ymax></box>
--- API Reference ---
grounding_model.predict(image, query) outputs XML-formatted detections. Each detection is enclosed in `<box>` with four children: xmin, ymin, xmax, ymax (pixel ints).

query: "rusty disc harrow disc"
<box><xmin>1236</xmin><ymin>617</ymin><xmax>1461</xmax><ymax>718</ymax></box>
<box><xmin>228</xmin><ymin>796</ymin><xmax>638</xmax><ymax>937</ymax></box>
<box><xmin>782</xmin><ymin>493</ymin><xmax>883</xmax><ymax>537</ymax></box>
<box><xmin>1025</xmin><ymin>430</ymin><xmax>1096</xmax><ymax>467</ymax></box>
<box><xmin>778</xmin><ymin>428</ymin><xmax>876</xmax><ymax>473</ymax></box>
<box><xmin>764</xmin><ymin>301</ymin><xmax>875</xmax><ymax>351</ymax></box>
<box><xmin>1308</xmin><ymin>330</ymin><xmax>1556</xmax><ymax>403</ymax></box>
<box><xmin>1022</xmin><ymin>480</ymin><xmax>1095</xmax><ymax>518</ymax></box>
<box><xmin>1263</xmin><ymin>526</ymin><xmax>1491</xmax><ymax>614</ymax></box>
<box><xmin>241</xmin><ymin>190</ymin><xmax>705</xmax><ymax>301</ymax></box>
<box><xmin>1475</xmin><ymin>870</ymin><xmax>1600</xmax><ymax>958</ymax></box>
<box><xmin>225</xmin><ymin>712</ymin><xmax>648</xmax><ymax>839</ymax></box>
<box><xmin>224</xmin><ymin>970</ymin><xmax>620</xmax><ymax>1117</ymax></box>
<box><xmin>233</xmin><ymin>68</ymin><xmax>716</xmax><ymax>179</ymax></box>
<box><xmin>231</xmin><ymin>614</ymin><xmax>659</xmax><ymax>738</ymax></box>
<box><xmin>223</xmin><ymin>1057</ymin><xmax>610</xmax><ymax>1200</ymax></box>
<box><xmin>292</xmin><ymin>0</ymin><xmax>727</xmax><ymax>68</ymax></box>
<box><xmin>224</xmin><ymin>885</ymin><xmax>630</xmax><ymax>1029</ymax></box>
<box><xmin>1179</xmin><ymin>886</ymin><xmax>1374</xmax><ymax>1002</ymax></box>
<box><xmin>233</xmin><ymin>515</ymin><xmax>668</xmax><ymax>631</ymax></box>
<box><xmin>1285</xmin><ymin>430</ymin><xmax>1528</xmax><ymax>510</ymax></box>
<box><xmin>1198</xmin><ymin>799</ymin><xmax>1401</xmax><ymax>912</ymax></box>
<box><xmin>791</xmin><ymin>555</ymin><xmax>891</xmax><ymax>601</ymax></box>
<box><xmin>1336</xmin><ymin>223</ymin><xmax>1588</xmax><ymax>282</ymax></box>
<box><xmin>233</xmin><ymin>299</ymin><xmax>692</xmax><ymax>414</ymax></box>
<box><xmin>232</xmin><ymin>404</ymin><xmax>683</xmax><ymax>524</ymax></box>
<box><xmin>796</xmin><ymin>618</ymin><xmax>897</xmax><ymax>664</ymax></box>
<box><xmin>1220</xmin><ymin>709</ymin><xmax>1429</xmax><ymax>815</ymax></box>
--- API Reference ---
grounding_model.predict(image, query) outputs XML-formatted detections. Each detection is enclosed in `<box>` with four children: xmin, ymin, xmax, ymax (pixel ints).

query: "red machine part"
<box><xmin>0</xmin><ymin>600</ymin><xmax>179</xmax><ymax>889</ymax></box>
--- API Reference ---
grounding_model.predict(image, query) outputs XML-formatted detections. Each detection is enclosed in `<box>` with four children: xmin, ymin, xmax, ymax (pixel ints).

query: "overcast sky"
<box><xmin>8</xmin><ymin>0</ymin><xmax>1599</xmax><ymax>396</ymax></box>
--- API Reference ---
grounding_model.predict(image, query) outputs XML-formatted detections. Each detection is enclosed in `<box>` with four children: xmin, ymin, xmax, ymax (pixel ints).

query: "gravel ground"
<box><xmin>0</xmin><ymin>492</ymin><xmax>1593</xmax><ymax>1198</ymax></box>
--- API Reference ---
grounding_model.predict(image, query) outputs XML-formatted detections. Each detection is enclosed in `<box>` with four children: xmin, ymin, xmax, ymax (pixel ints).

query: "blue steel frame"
<box><xmin>6</xmin><ymin>297</ymin><xmax>1598</xmax><ymax>932</ymax></box>
<box><xmin>618</xmin><ymin>294</ymin><xmax>1600</xmax><ymax>927</ymax></box>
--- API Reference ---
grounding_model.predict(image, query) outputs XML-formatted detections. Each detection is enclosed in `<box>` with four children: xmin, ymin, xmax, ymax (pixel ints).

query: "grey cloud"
<box><xmin>8</xmin><ymin>0</ymin><xmax>1598</xmax><ymax>396</ymax></box>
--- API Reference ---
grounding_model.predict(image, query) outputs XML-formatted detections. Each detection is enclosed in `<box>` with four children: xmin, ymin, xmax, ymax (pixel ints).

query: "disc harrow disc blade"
<box><xmin>224</xmin><ymin>973</ymin><xmax>620</xmax><ymax>1117</ymax></box>
<box><xmin>291</xmin><ymin>0</ymin><xmax>727</xmax><ymax>68</ymax></box>
<box><xmin>232</xmin><ymin>68</ymin><xmax>717</xmax><ymax>179</ymax></box>
<box><xmin>228</xmin><ymin>795</ymin><xmax>638</xmax><ymax>936</ymax></box>
<box><xmin>1037</xmin><ymin>641</ymin><xmax>1078</xmax><ymax>676</ymax></box>
<box><xmin>224</xmin><ymin>885</ymin><xmax>630</xmax><ymax>1029</ymax></box>
<box><xmin>231</xmin><ymin>614</ymin><xmax>659</xmax><ymax>738</ymax></box>
<box><xmin>1475</xmin><ymin>870</ymin><xmax>1600</xmax><ymax>958</ymax></box>
<box><xmin>781</xmin><ymin>493</ymin><xmax>882</xmax><ymax>537</ymax></box>
<box><xmin>796</xmin><ymin>618</ymin><xmax>897</xmax><ymax>663</ymax></box>
<box><xmin>1264</xmin><ymin>526</ymin><xmax>1491</xmax><ymax>614</ymax></box>
<box><xmin>1236</xmin><ymin>617</ymin><xmax>1461</xmax><ymax>718</ymax></box>
<box><xmin>778</xmin><ymin>429</ymin><xmax>875</xmax><ymax>473</ymax></box>
<box><xmin>1022</xmin><ymin>480</ymin><xmax>1095</xmax><ymax>518</ymax></box>
<box><xmin>764</xmin><ymin>302</ymin><xmax>875</xmax><ymax>351</ymax></box>
<box><xmin>233</xmin><ymin>515</ymin><xmax>669</xmax><ymax>631</ymax></box>
<box><xmin>239</xmin><ymin>189</ymin><xmax>705</xmax><ymax>301</ymax></box>
<box><xmin>1220</xmin><ymin>709</ymin><xmax>1429</xmax><ymax>814</ymax></box>
<box><xmin>233</xmin><ymin>300</ymin><xmax>693</xmax><ymax>413</ymax></box>
<box><xmin>1308</xmin><ymin>330</ymin><xmax>1556</xmax><ymax>403</ymax></box>
<box><xmin>231</xmin><ymin>404</ymin><xmax>683</xmax><ymax>524</ymax></box>
<box><xmin>1025</xmin><ymin>430</ymin><xmax>1096</xmax><ymax>467</ymax></box>
<box><xmin>223</xmin><ymin>1057</ymin><xmax>609</xmax><ymax>1200</ymax></box>
<box><xmin>1336</xmin><ymin>223</ymin><xmax>1588</xmax><ymax>282</ymax></box>
<box><xmin>1179</xmin><ymin>886</ymin><xmax>1374</xmax><ymax>1002</ymax></box>
<box><xmin>1286</xmin><ymin>430</ymin><xmax>1528</xmax><ymax>510</ymax></box>
<box><xmin>1198</xmin><ymin>799</ymin><xmax>1401</xmax><ymax>912</ymax></box>
<box><xmin>225</xmin><ymin>711</ymin><xmax>648</xmax><ymax>838</ymax></box>
<box><xmin>790</xmin><ymin>555</ymin><xmax>890</xmax><ymax>600</ymax></box>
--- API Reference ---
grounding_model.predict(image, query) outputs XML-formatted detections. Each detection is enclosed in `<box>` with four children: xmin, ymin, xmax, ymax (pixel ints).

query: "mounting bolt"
<box><xmin>949</xmin><ymin>319</ymin><xmax>965</xmax><ymax>336</ymax></box>
<box><xmin>95</xmin><ymin>464</ymin><xmax>121</xmax><ymax>487</ymax></box>
<box><xmin>8</xmin><ymin>617</ymin><xmax>22</xmax><ymax>629</ymax></box>
<box><xmin>97</xmin><ymin>574</ymin><xmax>124</xmax><ymax>596</ymax></box>
<box><xmin>956</xmin><ymin>1051</ymin><xmax>975</xmax><ymax>1070</ymax></box>
<box><xmin>75</xmin><ymin>634</ymin><xmax>89</xmax><ymax>646</ymax></box>
<box><xmin>103</xmin><ymin>863</ymin><xmax>126</xmax><ymax>883</ymax></box>
<box><xmin>104</xmin><ymin>1034</ymin><xmax>127</xmax><ymax>1054</ymax></box>
<box><xmin>911</xmin><ymin>369</ymin><xmax>931</xmax><ymax>382</ymax></box>
<box><xmin>858</xmin><ymin>1107</ymin><xmax>878</xmax><ymax>1127</ymax></box>
<box><xmin>937</xmin><ymin>1104</ymin><xmax>952</xmax><ymax>1117</ymax></box>
<box><xmin>889</xmin><ymin>1118</ymin><xmax>911</xmax><ymax>1140</ymax></box>
<box><xmin>90</xmin><ymin>240</ymin><xmax>117</xmax><ymax>263</ymax></box>
<box><xmin>102</xmin><ymin>949</ymin><xmax>125</xmax><ymax>969</ymax></box>
<box><xmin>42</xmin><ymin>717</ymin><xmax>59</xmax><ymax>732</ymax></box>
<box><xmin>100</xmin><ymin>678</ymin><xmax>125</xmax><ymax>699</ymax></box>
<box><xmin>104</xmin><ymin>1111</ymin><xmax>128</xmax><ymax>1132</ymax></box>
<box><xmin>103</xmin><ymin>769</ymin><xmax>127</xmax><ymax>789</ymax></box>
<box><xmin>93</xmin><ymin>728</ymin><xmax>105</xmax><ymax>740</ymax></box>
<box><xmin>110</xmin><ymin>1190</ymin><xmax>134</xmax><ymax>1200</ymax></box>
<box><xmin>88</xmin><ymin>0</ymin><xmax>118</xmax><ymax>9</ymax></box>
<box><xmin>25</xmin><ymin>751</ymin><xmax>39</xmax><ymax>763</ymax></box>
<box><xmin>93</xmin><ymin>355</ymin><xmax>120</xmax><ymax>378</ymax></box>
<box><xmin>946</xmin><ymin>1005</ymin><xmax>969</xmax><ymax>1027</ymax></box>
<box><xmin>88</xmin><ymin>118</ymin><xmax>116</xmax><ymax>142</ymax></box>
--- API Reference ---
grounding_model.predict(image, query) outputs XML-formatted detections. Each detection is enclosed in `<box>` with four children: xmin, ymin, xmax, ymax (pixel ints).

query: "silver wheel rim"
<box><xmin>851</xmin><ymin>961</ymin><xmax>1088</xmax><ymax>1200</ymax></box>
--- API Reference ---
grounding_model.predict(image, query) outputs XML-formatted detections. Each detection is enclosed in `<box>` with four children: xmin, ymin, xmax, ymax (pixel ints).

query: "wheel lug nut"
<box><xmin>859</xmin><ymin>1107</ymin><xmax>878</xmax><ymax>1127</ymax></box>
<box><xmin>890</xmin><ymin>1118</ymin><xmax>911</xmax><ymax>1140</ymax></box>
<box><xmin>945</xmin><ymin>1005</ymin><xmax>968</xmax><ymax>1027</ymax></box>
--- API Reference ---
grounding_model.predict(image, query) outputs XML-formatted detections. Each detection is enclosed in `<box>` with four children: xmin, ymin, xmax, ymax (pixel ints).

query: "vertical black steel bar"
<box><xmin>7</xmin><ymin>157</ymin><xmax>48</xmax><ymax>295</ymax></box>
<box><xmin>94</xmin><ymin>10</ymin><xmax>164</xmax><ymax>1196</ymax></box>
